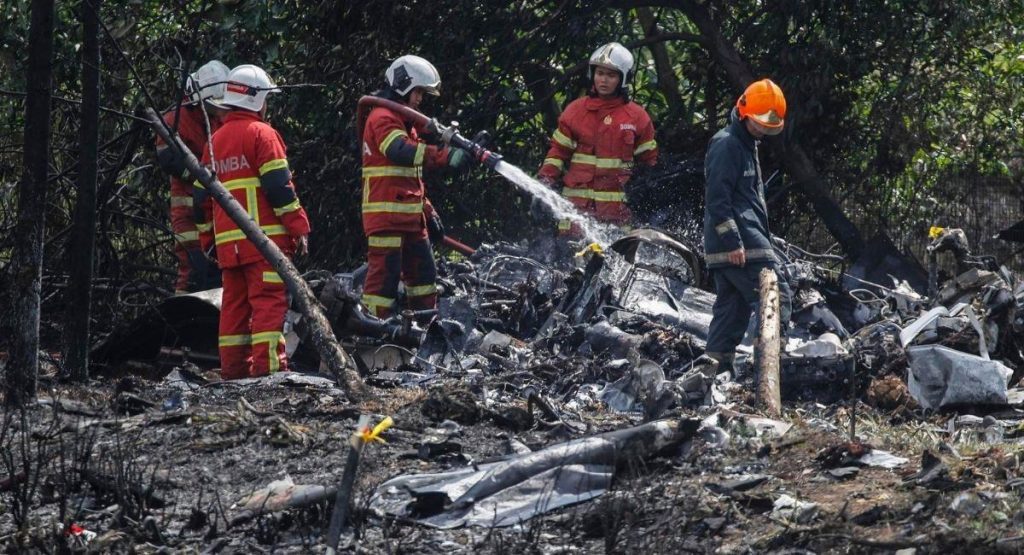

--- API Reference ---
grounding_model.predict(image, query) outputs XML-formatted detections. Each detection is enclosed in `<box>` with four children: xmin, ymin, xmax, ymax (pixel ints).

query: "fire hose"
<box><xmin>357</xmin><ymin>96</ymin><xmax>500</xmax><ymax>256</ymax></box>
<box><xmin>356</xmin><ymin>95</ymin><xmax>504</xmax><ymax>170</ymax></box>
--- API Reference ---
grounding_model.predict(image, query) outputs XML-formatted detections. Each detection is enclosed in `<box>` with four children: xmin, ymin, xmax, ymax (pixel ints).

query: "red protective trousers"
<box><xmin>158</xmin><ymin>104</ymin><xmax>218</xmax><ymax>293</ymax></box>
<box><xmin>170</xmin><ymin>178</ymin><xmax>198</xmax><ymax>293</ymax></box>
<box><xmin>218</xmin><ymin>259</ymin><xmax>288</xmax><ymax>379</ymax></box>
<box><xmin>362</xmin><ymin>230</ymin><xmax>438</xmax><ymax>321</ymax></box>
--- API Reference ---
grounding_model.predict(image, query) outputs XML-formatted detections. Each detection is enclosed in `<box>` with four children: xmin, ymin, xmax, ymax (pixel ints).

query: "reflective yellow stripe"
<box><xmin>362</xmin><ymin>200</ymin><xmax>424</xmax><ymax>214</ymax></box>
<box><xmin>543</xmin><ymin>158</ymin><xmax>564</xmax><ymax>170</ymax></box>
<box><xmin>251</xmin><ymin>331</ymin><xmax>284</xmax><ymax>374</ymax></box>
<box><xmin>193</xmin><ymin>180</ymin><xmax>205</xmax><ymax>190</ymax></box>
<box><xmin>361</xmin><ymin>294</ymin><xmax>394</xmax><ymax>309</ymax></box>
<box><xmin>706</xmin><ymin>248</ymin><xmax>775</xmax><ymax>265</ymax></box>
<box><xmin>196</xmin><ymin>222</ymin><xmax>212</xmax><ymax>232</ymax></box>
<box><xmin>246</xmin><ymin>183</ymin><xmax>259</xmax><ymax>224</ymax></box>
<box><xmin>715</xmin><ymin>219</ymin><xmax>738</xmax><ymax>235</ymax></box>
<box><xmin>259</xmin><ymin>158</ymin><xmax>288</xmax><ymax>175</ymax></box>
<box><xmin>562</xmin><ymin>188</ymin><xmax>625</xmax><ymax>202</ymax></box>
<box><xmin>362</xmin><ymin>166</ymin><xmax>420</xmax><ymax>178</ymax></box>
<box><xmin>218</xmin><ymin>176</ymin><xmax>261</xmax><ymax>224</ymax></box>
<box><xmin>272</xmin><ymin>198</ymin><xmax>301</xmax><ymax>216</ymax></box>
<box><xmin>214</xmin><ymin>224</ymin><xmax>287</xmax><ymax>244</ymax></box>
<box><xmin>413</xmin><ymin>143</ymin><xmax>426</xmax><ymax>166</ymax></box>
<box><xmin>175</xmin><ymin>230</ymin><xmax>199</xmax><ymax>244</ymax></box>
<box><xmin>379</xmin><ymin>129</ymin><xmax>408</xmax><ymax>155</ymax></box>
<box><xmin>251</xmin><ymin>331</ymin><xmax>283</xmax><ymax>344</ymax></box>
<box><xmin>570</xmin><ymin>153</ymin><xmax>628</xmax><ymax>169</ymax></box>
<box><xmin>222</xmin><ymin>177</ymin><xmax>260</xmax><ymax>191</ymax></box>
<box><xmin>558</xmin><ymin>220</ymin><xmax>573</xmax><ymax>230</ymax></box>
<box><xmin>368</xmin><ymin>235</ymin><xmax>402</xmax><ymax>248</ymax></box>
<box><xmin>592</xmin><ymin>190</ymin><xmax>625</xmax><ymax>202</ymax></box>
<box><xmin>170</xmin><ymin>196</ymin><xmax>193</xmax><ymax>207</ymax></box>
<box><xmin>552</xmin><ymin>129</ymin><xmax>576</xmax><ymax>149</ymax></box>
<box><xmin>406</xmin><ymin>283</ymin><xmax>437</xmax><ymax>297</ymax></box>
<box><xmin>263</xmin><ymin>271</ymin><xmax>283</xmax><ymax>284</ymax></box>
<box><xmin>219</xmin><ymin>334</ymin><xmax>251</xmax><ymax>347</ymax></box>
<box><xmin>634</xmin><ymin>140</ymin><xmax>657</xmax><ymax>155</ymax></box>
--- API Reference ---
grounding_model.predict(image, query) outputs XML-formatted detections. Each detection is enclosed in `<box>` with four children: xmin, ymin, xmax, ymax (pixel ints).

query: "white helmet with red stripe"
<box><xmin>386</xmin><ymin>55</ymin><xmax>441</xmax><ymax>97</ymax></box>
<box><xmin>186</xmin><ymin>60</ymin><xmax>230</xmax><ymax>104</ymax></box>
<box><xmin>219</xmin><ymin>64</ymin><xmax>281</xmax><ymax>112</ymax></box>
<box><xmin>588</xmin><ymin>42</ymin><xmax>635</xmax><ymax>86</ymax></box>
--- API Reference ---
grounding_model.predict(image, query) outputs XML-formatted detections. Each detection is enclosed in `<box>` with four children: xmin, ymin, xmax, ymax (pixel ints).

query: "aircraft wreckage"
<box><xmin>89</xmin><ymin>226</ymin><xmax>1024</xmax><ymax>531</ymax></box>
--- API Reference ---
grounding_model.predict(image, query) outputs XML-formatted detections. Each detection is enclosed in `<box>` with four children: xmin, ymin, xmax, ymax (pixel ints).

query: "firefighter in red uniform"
<box><xmin>360</xmin><ymin>55</ymin><xmax>471</xmax><ymax>320</ymax></box>
<box><xmin>155</xmin><ymin>60</ymin><xmax>229</xmax><ymax>294</ymax></box>
<box><xmin>538</xmin><ymin>42</ymin><xmax>658</xmax><ymax>233</ymax></box>
<box><xmin>194</xmin><ymin>64</ymin><xmax>311</xmax><ymax>379</ymax></box>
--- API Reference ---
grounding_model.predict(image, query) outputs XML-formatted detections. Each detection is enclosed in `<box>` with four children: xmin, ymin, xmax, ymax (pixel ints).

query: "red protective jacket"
<box><xmin>156</xmin><ymin>103</ymin><xmax>219</xmax><ymax>183</ymax></box>
<box><xmin>156</xmin><ymin>104</ymin><xmax>220</xmax><ymax>237</ymax></box>
<box><xmin>361</xmin><ymin>106</ymin><xmax>448</xmax><ymax>236</ymax></box>
<box><xmin>538</xmin><ymin>95</ymin><xmax>658</xmax><ymax>224</ymax></box>
<box><xmin>195</xmin><ymin>110</ymin><xmax>310</xmax><ymax>268</ymax></box>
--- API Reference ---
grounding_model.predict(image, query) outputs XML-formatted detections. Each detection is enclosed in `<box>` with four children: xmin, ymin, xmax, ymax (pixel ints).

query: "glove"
<box><xmin>186</xmin><ymin>248</ymin><xmax>221</xmax><ymax>291</ymax></box>
<box><xmin>537</xmin><ymin>174</ymin><xmax>558</xmax><ymax>188</ymax></box>
<box><xmin>447</xmin><ymin>147</ymin><xmax>473</xmax><ymax>173</ymax></box>
<box><xmin>426</xmin><ymin>210</ymin><xmax>445</xmax><ymax>245</ymax></box>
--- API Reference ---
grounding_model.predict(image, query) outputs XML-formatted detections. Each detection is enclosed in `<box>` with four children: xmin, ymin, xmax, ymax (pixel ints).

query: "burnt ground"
<box><xmin>3</xmin><ymin>362</ymin><xmax>1024</xmax><ymax>554</ymax></box>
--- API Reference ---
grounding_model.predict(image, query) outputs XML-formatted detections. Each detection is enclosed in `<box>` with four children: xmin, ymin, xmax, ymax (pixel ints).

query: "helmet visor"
<box><xmin>748</xmin><ymin>108</ymin><xmax>783</xmax><ymax>128</ymax></box>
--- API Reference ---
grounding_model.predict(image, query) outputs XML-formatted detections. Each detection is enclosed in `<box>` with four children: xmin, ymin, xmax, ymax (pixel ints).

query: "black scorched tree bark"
<box><xmin>65</xmin><ymin>0</ymin><xmax>102</xmax><ymax>381</ymax></box>
<box><xmin>5</xmin><ymin>0</ymin><xmax>55</xmax><ymax>407</ymax></box>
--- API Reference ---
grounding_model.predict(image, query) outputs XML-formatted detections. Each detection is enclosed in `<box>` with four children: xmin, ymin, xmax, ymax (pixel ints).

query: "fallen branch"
<box><xmin>755</xmin><ymin>268</ymin><xmax>782</xmax><ymax>417</ymax></box>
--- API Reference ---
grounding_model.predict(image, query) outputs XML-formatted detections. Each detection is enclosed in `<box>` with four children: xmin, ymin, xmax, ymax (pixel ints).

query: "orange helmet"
<box><xmin>736</xmin><ymin>79</ymin><xmax>786</xmax><ymax>134</ymax></box>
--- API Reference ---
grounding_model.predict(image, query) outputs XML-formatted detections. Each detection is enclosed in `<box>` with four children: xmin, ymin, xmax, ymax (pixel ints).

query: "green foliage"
<box><xmin>2</xmin><ymin>0</ymin><xmax>1024</xmax><ymax>335</ymax></box>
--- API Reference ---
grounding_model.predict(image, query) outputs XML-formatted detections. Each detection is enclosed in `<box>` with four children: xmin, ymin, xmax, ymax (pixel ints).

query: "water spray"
<box><xmin>355</xmin><ymin>95</ymin><xmax>617</xmax><ymax>246</ymax></box>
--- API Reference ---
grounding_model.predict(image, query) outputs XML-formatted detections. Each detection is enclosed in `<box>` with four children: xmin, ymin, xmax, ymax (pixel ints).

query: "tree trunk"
<box><xmin>521</xmin><ymin>63</ymin><xmax>561</xmax><ymax>132</ymax></box>
<box><xmin>636</xmin><ymin>8</ymin><xmax>684</xmax><ymax>114</ymax></box>
<box><xmin>65</xmin><ymin>0</ymin><xmax>101</xmax><ymax>382</ymax></box>
<box><xmin>679</xmin><ymin>1</ymin><xmax>865</xmax><ymax>260</ymax></box>
<box><xmin>755</xmin><ymin>268</ymin><xmax>782</xmax><ymax>418</ymax></box>
<box><xmin>144</xmin><ymin>109</ymin><xmax>365</xmax><ymax>399</ymax></box>
<box><xmin>5</xmin><ymin>0</ymin><xmax>55</xmax><ymax>407</ymax></box>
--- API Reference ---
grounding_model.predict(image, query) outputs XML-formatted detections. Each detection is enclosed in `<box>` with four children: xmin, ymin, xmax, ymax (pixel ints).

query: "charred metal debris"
<box><xmin>96</xmin><ymin>226</ymin><xmax>1024</xmax><ymax>418</ymax></box>
<box><xmin>76</xmin><ymin>226</ymin><xmax>1024</xmax><ymax>543</ymax></box>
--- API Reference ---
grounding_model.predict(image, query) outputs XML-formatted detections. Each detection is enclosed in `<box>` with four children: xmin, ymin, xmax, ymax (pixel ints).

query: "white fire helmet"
<box><xmin>588</xmin><ymin>42</ymin><xmax>635</xmax><ymax>86</ymax></box>
<box><xmin>386</xmin><ymin>55</ymin><xmax>441</xmax><ymax>97</ymax></box>
<box><xmin>218</xmin><ymin>64</ymin><xmax>281</xmax><ymax>112</ymax></box>
<box><xmin>186</xmin><ymin>60</ymin><xmax>230</xmax><ymax>104</ymax></box>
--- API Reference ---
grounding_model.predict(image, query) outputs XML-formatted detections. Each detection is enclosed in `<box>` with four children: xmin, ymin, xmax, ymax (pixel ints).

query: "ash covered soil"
<box><xmin>3</xmin><ymin>371</ymin><xmax>1023</xmax><ymax>554</ymax></box>
<box><xmin>7</xmin><ymin>229</ymin><xmax>1024</xmax><ymax>553</ymax></box>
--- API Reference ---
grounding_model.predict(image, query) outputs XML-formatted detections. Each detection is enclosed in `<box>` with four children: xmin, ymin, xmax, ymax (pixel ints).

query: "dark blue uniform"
<box><xmin>703</xmin><ymin>108</ymin><xmax>791</xmax><ymax>360</ymax></box>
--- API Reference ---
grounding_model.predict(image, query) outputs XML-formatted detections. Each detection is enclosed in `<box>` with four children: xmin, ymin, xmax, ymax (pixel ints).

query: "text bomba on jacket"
<box><xmin>213</xmin><ymin>155</ymin><xmax>251</xmax><ymax>175</ymax></box>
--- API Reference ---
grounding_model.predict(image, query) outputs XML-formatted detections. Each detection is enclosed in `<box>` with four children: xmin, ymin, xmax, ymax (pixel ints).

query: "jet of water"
<box><xmin>492</xmin><ymin>160</ymin><xmax>618</xmax><ymax>246</ymax></box>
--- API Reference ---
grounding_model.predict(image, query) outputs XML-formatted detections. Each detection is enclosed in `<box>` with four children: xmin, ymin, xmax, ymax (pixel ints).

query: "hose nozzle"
<box><xmin>436</xmin><ymin>121</ymin><xmax>504</xmax><ymax>171</ymax></box>
<box><xmin>477</xmin><ymin>149</ymin><xmax>503</xmax><ymax>170</ymax></box>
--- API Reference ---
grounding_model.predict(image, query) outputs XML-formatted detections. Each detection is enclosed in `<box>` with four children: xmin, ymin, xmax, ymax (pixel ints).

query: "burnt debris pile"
<box><xmin>21</xmin><ymin>225</ymin><xmax>1024</xmax><ymax>551</ymax></box>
